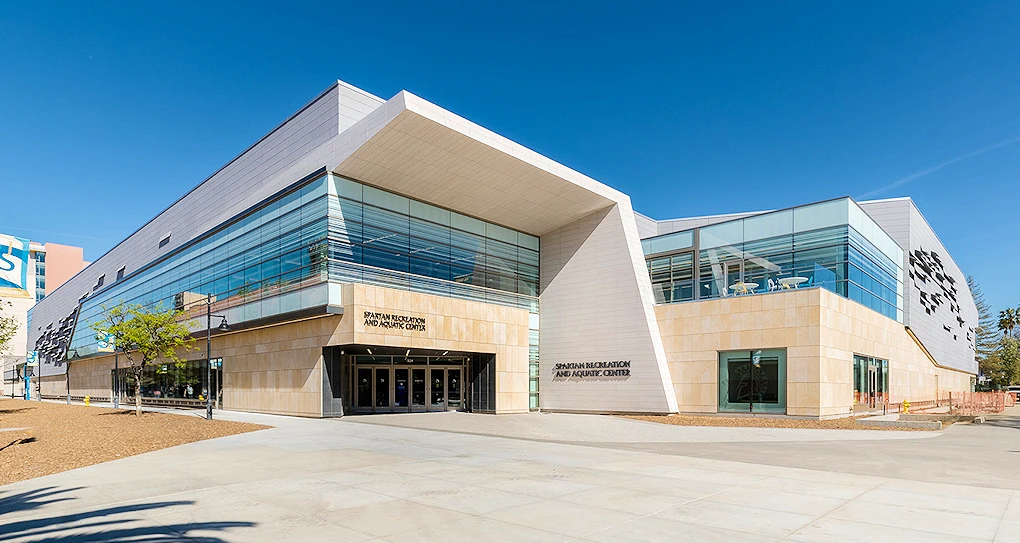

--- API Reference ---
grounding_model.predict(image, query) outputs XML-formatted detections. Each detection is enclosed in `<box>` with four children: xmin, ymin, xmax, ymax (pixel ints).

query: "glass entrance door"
<box><xmin>356</xmin><ymin>368</ymin><xmax>372</xmax><ymax>412</ymax></box>
<box><xmin>350</xmin><ymin>355</ymin><xmax>467</xmax><ymax>414</ymax></box>
<box><xmin>394</xmin><ymin>368</ymin><xmax>409</xmax><ymax>412</ymax></box>
<box><xmin>430</xmin><ymin>369</ymin><xmax>446</xmax><ymax>410</ymax></box>
<box><xmin>375</xmin><ymin>368</ymin><xmax>391</xmax><ymax>411</ymax></box>
<box><xmin>447</xmin><ymin>369</ymin><xmax>462</xmax><ymax>410</ymax></box>
<box><xmin>411</xmin><ymin>368</ymin><xmax>427</xmax><ymax>412</ymax></box>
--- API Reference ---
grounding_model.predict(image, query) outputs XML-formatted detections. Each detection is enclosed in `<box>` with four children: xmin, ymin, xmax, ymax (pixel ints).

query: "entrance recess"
<box><xmin>353</xmin><ymin>354</ymin><xmax>468</xmax><ymax>413</ymax></box>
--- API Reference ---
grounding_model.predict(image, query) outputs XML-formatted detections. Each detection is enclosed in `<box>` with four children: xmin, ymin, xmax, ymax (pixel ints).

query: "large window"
<box><xmin>643</xmin><ymin>198</ymin><xmax>903</xmax><ymax>321</ymax></box>
<box><xmin>70</xmin><ymin>175</ymin><xmax>333</xmax><ymax>357</ymax></box>
<box><xmin>718</xmin><ymin>349</ymin><xmax>786</xmax><ymax>413</ymax></box>
<box><xmin>329</xmin><ymin>175</ymin><xmax>540</xmax><ymax>301</ymax></box>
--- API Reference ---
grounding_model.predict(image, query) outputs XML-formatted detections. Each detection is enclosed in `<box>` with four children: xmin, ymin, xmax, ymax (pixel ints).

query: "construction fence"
<box><xmin>896</xmin><ymin>391</ymin><xmax>1016</xmax><ymax>415</ymax></box>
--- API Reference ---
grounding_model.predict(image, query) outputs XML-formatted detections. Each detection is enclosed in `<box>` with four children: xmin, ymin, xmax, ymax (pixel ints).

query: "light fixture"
<box><xmin>340</xmin><ymin>350</ymin><xmax>344</xmax><ymax>356</ymax></box>
<box><xmin>441</xmin><ymin>351</ymin><xmax>448</xmax><ymax>356</ymax></box>
<box><xmin>217</xmin><ymin>317</ymin><xmax>230</xmax><ymax>332</ymax></box>
<box><xmin>367</xmin><ymin>348</ymin><xmax>372</xmax><ymax>355</ymax></box>
<box><xmin>405</xmin><ymin>349</ymin><xmax>410</xmax><ymax>357</ymax></box>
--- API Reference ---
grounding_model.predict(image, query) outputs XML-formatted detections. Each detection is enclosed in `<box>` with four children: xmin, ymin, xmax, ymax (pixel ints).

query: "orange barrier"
<box><xmin>897</xmin><ymin>391</ymin><xmax>1014</xmax><ymax>415</ymax></box>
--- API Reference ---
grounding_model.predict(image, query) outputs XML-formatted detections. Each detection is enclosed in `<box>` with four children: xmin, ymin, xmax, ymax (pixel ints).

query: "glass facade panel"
<box><xmin>742</xmin><ymin>209</ymin><xmax>792</xmax><ymax>242</ymax></box>
<box><xmin>640</xmin><ymin>230</ymin><xmax>694</xmax><ymax>255</ymax></box>
<box><xmin>642</xmin><ymin>198</ymin><xmax>903</xmax><ymax>321</ymax></box>
<box><xmin>700</xmin><ymin>220</ymin><xmax>743</xmax><ymax>250</ymax></box>
<box><xmin>69</xmin><ymin>175</ymin><xmax>332</xmax><ymax>357</ymax></box>
<box><xmin>793</xmin><ymin>199</ymin><xmax>849</xmax><ymax>232</ymax></box>
<box><xmin>69</xmin><ymin>173</ymin><xmax>542</xmax><ymax>370</ymax></box>
<box><xmin>329</xmin><ymin>175</ymin><xmax>539</xmax><ymax>311</ymax></box>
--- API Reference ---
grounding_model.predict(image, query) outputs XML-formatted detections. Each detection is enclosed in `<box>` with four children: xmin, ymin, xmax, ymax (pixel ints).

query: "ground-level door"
<box><xmin>853</xmin><ymin>355</ymin><xmax>889</xmax><ymax>413</ymax></box>
<box><xmin>354</xmin><ymin>362</ymin><xmax>465</xmax><ymax>414</ymax></box>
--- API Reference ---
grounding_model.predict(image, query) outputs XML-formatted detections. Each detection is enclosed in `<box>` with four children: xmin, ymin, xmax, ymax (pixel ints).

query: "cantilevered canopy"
<box><xmin>334</xmin><ymin>91</ymin><xmax>624</xmax><ymax>236</ymax></box>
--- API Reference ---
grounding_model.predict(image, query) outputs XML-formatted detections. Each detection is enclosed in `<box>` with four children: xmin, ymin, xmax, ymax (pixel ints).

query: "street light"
<box><xmin>113</xmin><ymin>345</ymin><xmax>120</xmax><ymax>409</ymax></box>
<box><xmin>205</xmin><ymin>293</ymin><xmax>229</xmax><ymax>420</ymax></box>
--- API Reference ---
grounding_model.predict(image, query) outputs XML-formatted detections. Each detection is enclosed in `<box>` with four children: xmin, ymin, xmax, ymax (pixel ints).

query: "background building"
<box><xmin>26</xmin><ymin>80</ymin><xmax>976</xmax><ymax>418</ymax></box>
<box><xmin>2</xmin><ymin>236</ymin><xmax>87</xmax><ymax>397</ymax></box>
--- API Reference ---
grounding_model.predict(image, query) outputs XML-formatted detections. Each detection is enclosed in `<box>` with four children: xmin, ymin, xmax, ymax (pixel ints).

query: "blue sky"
<box><xmin>1</xmin><ymin>1</ymin><xmax>1018</xmax><ymax>313</ymax></box>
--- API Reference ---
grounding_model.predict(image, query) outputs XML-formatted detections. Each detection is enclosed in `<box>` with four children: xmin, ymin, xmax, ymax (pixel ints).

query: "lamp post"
<box><xmin>205</xmin><ymin>293</ymin><xmax>229</xmax><ymax>420</ymax></box>
<box><xmin>113</xmin><ymin>346</ymin><xmax>120</xmax><ymax>409</ymax></box>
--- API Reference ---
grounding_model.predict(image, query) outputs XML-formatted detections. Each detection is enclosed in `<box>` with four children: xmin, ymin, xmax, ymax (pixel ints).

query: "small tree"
<box><xmin>92</xmin><ymin>303</ymin><xmax>196</xmax><ymax>416</ymax></box>
<box><xmin>0</xmin><ymin>300</ymin><xmax>18</xmax><ymax>358</ymax></box>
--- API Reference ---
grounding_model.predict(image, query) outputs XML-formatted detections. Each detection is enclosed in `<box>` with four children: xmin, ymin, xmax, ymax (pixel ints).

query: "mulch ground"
<box><xmin>621</xmin><ymin>413</ymin><xmax>938</xmax><ymax>431</ymax></box>
<box><xmin>0</xmin><ymin>398</ymin><xmax>270</xmax><ymax>485</ymax></box>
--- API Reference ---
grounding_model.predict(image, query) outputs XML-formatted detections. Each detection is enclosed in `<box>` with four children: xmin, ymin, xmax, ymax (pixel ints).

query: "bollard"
<box><xmin>84</xmin><ymin>395</ymin><xmax>91</xmax><ymax>407</ymax></box>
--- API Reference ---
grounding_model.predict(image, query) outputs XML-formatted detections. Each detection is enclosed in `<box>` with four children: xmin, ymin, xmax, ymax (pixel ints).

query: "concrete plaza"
<box><xmin>1</xmin><ymin>407</ymin><xmax>1018</xmax><ymax>542</ymax></box>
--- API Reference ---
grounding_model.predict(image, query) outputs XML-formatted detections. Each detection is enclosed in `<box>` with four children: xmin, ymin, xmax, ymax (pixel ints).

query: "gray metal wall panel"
<box><xmin>30</xmin><ymin>82</ymin><xmax>385</xmax><ymax>376</ymax></box>
<box><xmin>861</xmin><ymin>198</ymin><xmax>977</xmax><ymax>374</ymax></box>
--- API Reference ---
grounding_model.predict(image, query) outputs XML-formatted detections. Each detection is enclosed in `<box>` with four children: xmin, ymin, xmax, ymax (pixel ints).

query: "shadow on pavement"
<box><xmin>0</xmin><ymin>486</ymin><xmax>255</xmax><ymax>542</ymax></box>
<box><xmin>982</xmin><ymin>411</ymin><xmax>1020</xmax><ymax>430</ymax></box>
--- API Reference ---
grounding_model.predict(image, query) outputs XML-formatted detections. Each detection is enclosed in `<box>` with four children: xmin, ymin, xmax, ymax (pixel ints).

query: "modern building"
<box><xmin>2</xmin><ymin>235</ymin><xmax>87</xmax><ymax>397</ymax></box>
<box><xmin>26</xmin><ymin>80</ymin><xmax>977</xmax><ymax>418</ymax></box>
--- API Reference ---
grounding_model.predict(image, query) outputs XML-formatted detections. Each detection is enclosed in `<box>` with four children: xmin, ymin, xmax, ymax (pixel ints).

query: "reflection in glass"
<box><xmin>375</xmin><ymin>368</ymin><xmax>390</xmax><ymax>408</ymax></box>
<box><xmin>431</xmin><ymin>369</ymin><xmax>445</xmax><ymax>407</ymax></box>
<box><xmin>411</xmin><ymin>369</ymin><xmax>426</xmax><ymax>407</ymax></box>
<box><xmin>448</xmin><ymin>369</ymin><xmax>461</xmax><ymax>408</ymax></box>
<box><xmin>394</xmin><ymin>368</ymin><xmax>408</xmax><ymax>408</ymax></box>
<box><xmin>357</xmin><ymin>368</ymin><xmax>372</xmax><ymax>408</ymax></box>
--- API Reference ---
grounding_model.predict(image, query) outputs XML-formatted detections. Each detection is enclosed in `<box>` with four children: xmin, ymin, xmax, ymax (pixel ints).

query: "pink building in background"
<box><xmin>2</xmin><ymin>235</ymin><xmax>87</xmax><ymax>397</ymax></box>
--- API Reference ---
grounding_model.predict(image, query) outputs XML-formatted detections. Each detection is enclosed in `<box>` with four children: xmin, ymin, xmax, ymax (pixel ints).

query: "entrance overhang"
<box><xmin>333</xmin><ymin>91</ymin><xmax>625</xmax><ymax>236</ymax></box>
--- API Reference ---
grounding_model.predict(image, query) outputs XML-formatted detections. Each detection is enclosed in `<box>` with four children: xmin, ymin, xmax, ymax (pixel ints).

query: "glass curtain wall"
<box><xmin>643</xmin><ymin>198</ymin><xmax>903</xmax><ymax>321</ymax></box>
<box><xmin>328</xmin><ymin>175</ymin><xmax>540</xmax><ymax>309</ymax></box>
<box><xmin>67</xmin><ymin>172</ymin><xmax>543</xmax><ymax>408</ymax></box>
<box><xmin>70</xmin><ymin>175</ymin><xmax>332</xmax><ymax>357</ymax></box>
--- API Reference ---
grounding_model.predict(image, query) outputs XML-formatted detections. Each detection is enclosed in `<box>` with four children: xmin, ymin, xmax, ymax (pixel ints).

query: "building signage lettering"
<box><xmin>363</xmin><ymin>311</ymin><xmax>427</xmax><ymax>332</ymax></box>
<box><xmin>553</xmin><ymin>360</ymin><xmax>631</xmax><ymax>379</ymax></box>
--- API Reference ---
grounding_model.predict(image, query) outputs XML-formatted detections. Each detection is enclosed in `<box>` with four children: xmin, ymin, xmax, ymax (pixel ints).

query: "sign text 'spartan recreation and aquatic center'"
<box><xmin>363</xmin><ymin>311</ymin><xmax>427</xmax><ymax>332</ymax></box>
<box><xmin>553</xmin><ymin>360</ymin><xmax>631</xmax><ymax>379</ymax></box>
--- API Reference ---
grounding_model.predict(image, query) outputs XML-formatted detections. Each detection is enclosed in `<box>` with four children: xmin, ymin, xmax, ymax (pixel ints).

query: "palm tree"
<box><xmin>1000</xmin><ymin>307</ymin><xmax>1019</xmax><ymax>338</ymax></box>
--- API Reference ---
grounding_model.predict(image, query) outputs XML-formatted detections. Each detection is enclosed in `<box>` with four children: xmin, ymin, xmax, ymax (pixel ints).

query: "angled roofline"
<box><xmin>44</xmin><ymin>81</ymin><xmax>376</xmax><ymax>302</ymax></box>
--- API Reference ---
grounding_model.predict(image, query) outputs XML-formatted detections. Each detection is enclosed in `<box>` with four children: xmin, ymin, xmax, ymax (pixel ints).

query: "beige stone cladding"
<box><xmin>39</xmin><ymin>374</ymin><xmax>70</xmax><ymax>398</ymax></box>
<box><xmin>59</xmin><ymin>317</ymin><xmax>336</xmax><ymax>416</ymax></box>
<box><xmin>336</xmin><ymin>283</ymin><xmax>531</xmax><ymax>414</ymax></box>
<box><xmin>656</xmin><ymin>287</ymin><xmax>975</xmax><ymax>418</ymax></box>
<box><xmin>219</xmin><ymin>316</ymin><xmax>339</xmax><ymax>417</ymax></box>
<box><xmin>58</xmin><ymin>283</ymin><xmax>529</xmax><ymax>417</ymax></box>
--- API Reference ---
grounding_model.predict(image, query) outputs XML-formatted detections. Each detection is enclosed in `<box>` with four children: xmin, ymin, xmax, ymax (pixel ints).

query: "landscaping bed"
<box><xmin>0</xmin><ymin>398</ymin><xmax>269</xmax><ymax>485</ymax></box>
<box><xmin>621</xmin><ymin>413</ymin><xmax>937</xmax><ymax>431</ymax></box>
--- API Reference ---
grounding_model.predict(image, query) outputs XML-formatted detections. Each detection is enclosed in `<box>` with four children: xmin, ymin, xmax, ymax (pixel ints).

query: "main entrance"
<box><xmin>353</xmin><ymin>355</ymin><xmax>466</xmax><ymax>413</ymax></box>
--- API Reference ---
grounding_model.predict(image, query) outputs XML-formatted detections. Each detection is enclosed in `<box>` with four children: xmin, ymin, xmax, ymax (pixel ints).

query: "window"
<box><xmin>159</xmin><ymin>233</ymin><xmax>171</xmax><ymax>248</ymax></box>
<box><xmin>116</xmin><ymin>267</ymin><xmax>125</xmax><ymax>281</ymax></box>
<box><xmin>96</xmin><ymin>275</ymin><xmax>105</xmax><ymax>289</ymax></box>
<box><xmin>718</xmin><ymin>349</ymin><xmax>787</xmax><ymax>413</ymax></box>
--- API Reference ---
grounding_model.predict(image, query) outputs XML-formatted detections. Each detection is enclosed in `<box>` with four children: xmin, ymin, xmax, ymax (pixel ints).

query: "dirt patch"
<box><xmin>0</xmin><ymin>398</ymin><xmax>269</xmax><ymax>485</ymax></box>
<box><xmin>621</xmin><ymin>413</ymin><xmax>936</xmax><ymax>431</ymax></box>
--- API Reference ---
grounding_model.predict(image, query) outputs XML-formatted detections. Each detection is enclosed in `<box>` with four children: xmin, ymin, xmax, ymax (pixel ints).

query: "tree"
<box><xmin>999</xmin><ymin>307</ymin><xmax>1019</xmax><ymax>339</ymax></box>
<box><xmin>969</xmin><ymin>276</ymin><xmax>1000</xmax><ymax>365</ymax></box>
<box><xmin>0</xmin><ymin>301</ymin><xmax>18</xmax><ymax>358</ymax></box>
<box><xmin>1000</xmin><ymin>337</ymin><xmax>1020</xmax><ymax>386</ymax></box>
<box><xmin>92</xmin><ymin>303</ymin><xmax>196</xmax><ymax>416</ymax></box>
